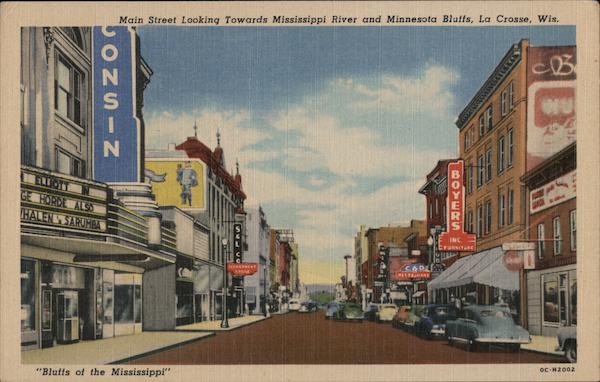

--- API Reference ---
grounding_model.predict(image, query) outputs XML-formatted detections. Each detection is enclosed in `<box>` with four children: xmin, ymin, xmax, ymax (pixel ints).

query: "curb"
<box><xmin>174</xmin><ymin>316</ymin><xmax>272</xmax><ymax>333</ymax></box>
<box><xmin>109</xmin><ymin>332</ymin><xmax>216</xmax><ymax>364</ymax></box>
<box><xmin>521</xmin><ymin>347</ymin><xmax>565</xmax><ymax>357</ymax></box>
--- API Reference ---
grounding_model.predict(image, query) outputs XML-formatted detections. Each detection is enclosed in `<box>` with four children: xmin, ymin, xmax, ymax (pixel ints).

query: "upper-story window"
<box><xmin>61</xmin><ymin>27</ymin><xmax>85</xmax><ymax>52</ymax></box>
<box><xmin>508</xmin><ymin>80</ymin><xmax>515</xmax><ymax>109</ymax></box>
<box><xmin>479</xmin><ymin>115</ymin><xmax>485</xmax><ymax>137</ymax></box>
<box><xmin>471</xmin><ymin>126</ymin><xmax>475</xmax><ymax>146</ymax></box>
<box><xmin>485</xmin><ymin>106</ymin><xmax>493</xmax><ymax>132</ymax></box>
<box><xmin>501</xmin><ymin>81</ymin><xmax>516</xmax><ymax>117</ymax></box>
<box><xmin>467</xmin><ymin>162</ymin><xmax>473</xmax><ymax>194</ymax></box>
<box><xmin>55</xmin><ymin>53</ymin><xmax>84</xmax><ymax>127</ymax></box>
<box><xmin>477</xmin><ymin>155</ymin><xmax>484</xmax><ymax>188</ymax></box>
<box><xmin>464</xmin><ymin>130</ymin><xmax>470</xmax><ymax>150</ymax></box>
<box><xmin>485</xmin><ymin>148</ymin><xmax>493</xmax><ymax>182</ymax></box>
<box><xmin>498</xmin><ymin>135</ymin><xmax>505</xmax><ymax>174</ymax></box>
<box><xmin>507</xmin><ymin>128</ymin><xmax>514</xmax><ymax>167</ymax></box>
<box><xmin>56</xmin><ymin>147</ymin><xmax>85</xmax><ymax>178</ymax></box>
<box><xmin>501</xmin><ymin>89</ymin><xmax>508</xmax><ymax>116</ymax></box>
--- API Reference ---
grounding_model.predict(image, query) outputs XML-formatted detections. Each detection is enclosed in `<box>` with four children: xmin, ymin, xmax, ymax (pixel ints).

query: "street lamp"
<box><xmin>221</xmin><ymin>238</ymin><xmax>229</xmax><ymax>328</ymax></box>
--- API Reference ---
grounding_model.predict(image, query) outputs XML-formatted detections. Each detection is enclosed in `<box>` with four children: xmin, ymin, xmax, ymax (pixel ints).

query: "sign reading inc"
<box><xmin>93</xmin><ymin>26</ymin><xmax>141</xmax><ymax>183</ymax></box>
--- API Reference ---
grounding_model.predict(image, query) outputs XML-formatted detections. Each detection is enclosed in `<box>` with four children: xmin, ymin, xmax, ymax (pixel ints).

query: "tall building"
<box><xmin>290</xmin><ymin>242</ymin><xmax>300</xmax><ymax>296</ymax></box>
<box><xmin>244</xmin><ymin>205</ymin><xmax>271</xmax><ymax>315</ymax></box>
<box><xmin>428</xmin><ymin>40</ymin><xmax>576</xmax><ymax>326</ymax></box>
<box><xmin>19</xmin><ymin>27</ymin><xmax>180</xmax><ymax>351</ymax></box>
<box><xmin>353</xmin><ymin>225</ymin><xmax>368</xmax><ymax>306</ymax></box>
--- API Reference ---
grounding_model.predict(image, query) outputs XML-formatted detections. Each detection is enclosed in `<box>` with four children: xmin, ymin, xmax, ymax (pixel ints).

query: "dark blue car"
<box><xmin>414</xmin><ymin>304</ymin><xmax>458</xmax><ymax>339</ymax></box>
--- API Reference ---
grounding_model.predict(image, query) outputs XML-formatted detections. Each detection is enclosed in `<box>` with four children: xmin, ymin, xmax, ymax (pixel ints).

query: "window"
<box><xmin>429</xmin><ymin>201</ymin><xmax>432</xmax><ymax>219</ymax></box>
<box><xmin>507</xmin><ymin>128</ymin><xmax>514</xmax><ymax>167</ymax></box>
<box><xmin>509</xmin><ymin>81</ymin><xmax>515</xmax><ymax>109</ymax></box>
<box><xmin>114</xmin><ymin>285</ymin><xmax>134</xmax><ymax>323</ymax></box>
<box><xmin>467</xmin><ymin>209</ymin><xmax>473</xmax><ymax>233</ymax></box>
<box><xmin>485</xmin><ymin>200</ymin><xmax>492</xmax><ymax>234</ymax></box>
<box><xmin>435</xmin><ymin>199</ymin><xmax>439</xmax><ymax>216</ymax></box>
<box><xmin>467</xmin><ymin>163</ymin><xmax>473</xmax><ymax>193</ymax></box>
<box><xmin>464</xmin><ymin>131</ymin><xmax>470</xmax><ymax>150</ymax></box>
<box><xmin>498</xmin><ymin>136</ymin><xmax>505</xmax><ymax>173</ymax></box>
<box><xmin>485</xmin><ymin>148</ymin><xmax>492</xmax><ymax>182</ymax></box>
<box><xmin>553</xmin><ymin>216</ymin><xmax>562</xmax><ymax>255</ymax></box>
<box><xmin>485</xmin><ymin>106</ymin><xmax>493</xmax><ymax>132</ymax></box>
<box><xmin>508</xmin><ymin>189</ymin><xmax>514</xmax><ymax>225</ymax></box>
<box><xmin>501</xmin><ymin>89</ymin><xmax>508</xmax><ymax>116</ymax></box>
<box><xmin>570</xmin><ymin>210</ymin><xmax>576</xmax><ymax>251</ymax></box>
<box><xmin>476</xmin><ymin>204</ymin><xmax>483</xmax><ymax>238</ymax></box>
<box><xmin>498</xmin><ymin>193</ymin><xmax>505</xmax><ymax>227</ymax></box>
<box><xmin>21</xmin><ymin>259</ymin><xmax>36</xmax><ymax>332</ymax></box>
<box><xmin>477</xmin><ymin>155</ymin><xmax>484</xmax><ymax>188</ymax></box>
<box><xmin>471</xmin><ymin>127</ymin><xmax>475</xmax><ymax>145</ymax></box>
<box><xmin>537</xmin><ymin>223</ymin><xmax>545</xmax><ymax>259</ymax></box>
<box><xmin>54</xmin><ymin>53</ymin><xmax>84</xmax><ymax>126</ymax></box>
<box><xmin>543</xmin><ymin>276</ymin><xmax>559</xmax><ymax>324</ymax></box>
<box><xmin>479</xmin><ymin>115</ymin><xmax>485</xmax><ymax>137</ymax></box>
<box><xmin>570</xmin><ymin>277</ymin><xmax>577</xmax><ymax>325</ymax></box>
<box><xmin>55</xmin><ymin>148</ymin><xmax>85</xmax><ymax>178</ymax></box>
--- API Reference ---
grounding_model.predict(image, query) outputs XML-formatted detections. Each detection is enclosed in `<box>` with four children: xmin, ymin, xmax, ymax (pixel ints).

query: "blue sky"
<box><xmin>137</xmin><ymin>26</ymin><xmax>575</xmax><ymax>284</ymax></box>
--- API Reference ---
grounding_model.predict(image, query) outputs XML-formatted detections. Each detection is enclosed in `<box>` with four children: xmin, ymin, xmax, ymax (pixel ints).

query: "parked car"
<box><xmin>333</xmin><ymin>303</ymin><xmax>364</xmax><ymax>321</ymax></box>
<box><xmin>299</xmin><ymin>301</ymin><xmax>318</xmax><ymax>313</ymax></box>
<box><xmin>556</xmin><ymin>325</ymin><xmax>577</xmax><ymax>363</ymax></box>
<box><xmin>375</xmin><ymin>304</ymin><xmax>398</xmax><ymax>323</ymax></box>
<box><xmin>445</xmin><ymin>305</ymin><xmax>531</xmax><ymax>352</ymax></box>
<box><xmin>325</xmin><ymin>301</ymin><xmax>342</xmax><ymax>319</ymax></box>
<box><xmin>289</xmin><ymin>299</ymin><xmax>302</xmax><ymax>311</ymax></box>
<box><xmin>414</xmin><ymin>304</ymin><xmax>457</xmax><ymax>339</ymax></box>
<box><xmin>364</xmin><ymin>304</ymin><xmax>380</xmax><ymax>321</ymax></box>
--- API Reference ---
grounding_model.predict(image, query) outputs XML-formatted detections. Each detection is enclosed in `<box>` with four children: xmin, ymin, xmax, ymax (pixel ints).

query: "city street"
<box><xmin>128</xmin><ymin>312</ymin><xmax>564</xmax><ymax>365</ymax></box>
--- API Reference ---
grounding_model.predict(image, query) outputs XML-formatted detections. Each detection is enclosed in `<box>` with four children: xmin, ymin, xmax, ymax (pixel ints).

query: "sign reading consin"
<box><xmin>20</xmin><ymin>167</ymin><xmax>108</xmax><ymax>233</ymax></box>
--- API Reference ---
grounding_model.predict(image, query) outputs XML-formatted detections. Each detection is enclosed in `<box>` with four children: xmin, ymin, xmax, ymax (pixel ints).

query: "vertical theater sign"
<box><xmin>438</xmin><ymin>160</ymin><xmax>476</xmax><ymax>252</ymax></box>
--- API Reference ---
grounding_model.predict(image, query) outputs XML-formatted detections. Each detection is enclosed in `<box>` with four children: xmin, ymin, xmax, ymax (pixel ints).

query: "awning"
<box><xmin>413</xmin><ymin>291</ymin><xmax>425</xmax><ymax>298</ymax></box>
<box><xmin>428</xmin><ymin>246</ymin><xmax>519</xmax><ymax>291</ymax></box>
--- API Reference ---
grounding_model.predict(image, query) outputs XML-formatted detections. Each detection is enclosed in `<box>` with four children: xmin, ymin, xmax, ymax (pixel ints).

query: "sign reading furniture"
<box><xmin>438</xmin><ymin>160</ymin><xmax>476</xmax><ymax>251</ymax></box>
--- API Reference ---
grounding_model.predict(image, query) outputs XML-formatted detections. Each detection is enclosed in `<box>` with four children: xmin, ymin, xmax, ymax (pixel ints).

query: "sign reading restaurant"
<box><xmin>438</xmin><ymin>160</ymin><xmax>476</xmax><ymax>251</ymax></box>
<box><xmin>20</xmin><ymin>166</ymin><xmax>108</xmax><ymax>232</ymax></box>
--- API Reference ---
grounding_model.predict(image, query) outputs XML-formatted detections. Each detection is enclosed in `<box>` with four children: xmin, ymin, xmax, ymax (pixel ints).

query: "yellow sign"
<box><xmin>145</xmin><ymin>159</ymin><xmax>206</xmax><ymax>211</ymax></box>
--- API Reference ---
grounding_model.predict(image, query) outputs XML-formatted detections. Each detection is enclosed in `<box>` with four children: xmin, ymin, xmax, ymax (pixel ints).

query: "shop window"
<box><xmin>134</xmin><ymin>285</ymin><xmax>142</xmax><ymax>323</ymax></box>
<box><xmin>21</xmin><ymin>259</ymin><xmax>36</xmax><ymax>332</ymax></box>
<box><xmin>553</xmin><ymin>216</ymin><xmax>562</xmax><ymax>255</ymax></box>
<box><xmin>570</xmin><ymin>278</ymin><xmax>577</xmax><ymax>325</ymax></box>
<box><xmin>498</xmin><ymin>136</ymin><xmax>505</xmax><ymax>174</ymax></box>
<box><xmin>507</xmin><ymin>128</ymin><xmax>514</xmax><ymax>167</ymax></box>
<box><xmin>485</xmin><ymin>148</ymin><xmax>492</xmax><ymax>182</ymax></box>
<box><xmin>543</xmin><ymin>277</ymin><xmax>559</xmax><ymax>324</ymax></box>
<box><xmin>537</xmin><ymin>223</ymin><xmax>545</xmax><ymax>259</ymax></box>
<box><xmin>570</xmin><ymin>210</ymin><xmax>576</xmax><ymax>251</ymax></box>
<box><xmin>54</xmin><ymin>52</ymin><xmax>84</xmax><ymax>127</ymax></box>
<box><xmin>114</xmin><ymin>285</ymin><xmax>134</xmax><ymax>323</ymax></box>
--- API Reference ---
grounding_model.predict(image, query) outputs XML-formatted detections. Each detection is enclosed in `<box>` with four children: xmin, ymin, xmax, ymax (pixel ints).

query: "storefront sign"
<box><xmin>93</xmin><ymin>26</ymin><xmax>141</xmax><ymax>182</ymax></box>
<box><xmin>377</xmin><ymin>244</ymin><xmax>388</xmax><ymax>281</ymax></box>
<box><xmin>527</xmin><ymin>46</ymin><xmax>576</xmax><ymax>171</ymax></box>
<box><xmin>502</xmin><ymin>242</ymin><xmax>536</xmax><ymax>251</ymax></box>
<box><xmin>395</xmin><ymin>263</ymin><xmax>431</xmax><ymax>279</ymax></box>
<box><xmin>438</xmin><ymin>161</ymin><xmax>476</xmax><ymax>251</ymax></box>
<box><xmin>530</xmin><ymin>170</ymin><xmax>576</xmax><ymax>214</ymax></box>
<box><xmin>20</xmin><ymin>167</ymin><xmax>108</xmax><ymax>232</ymax></box>
<box><xmin>227</xmin><ymin>262</ymin><xmax>258</xmax><ymax>276</ymax></box>
<box><xmin>503</xmin><ymin>251</ymin><xmax>523</xmax><ymax>272</ymax></box>
<box><xmin>233</xmin><ymin>223</ymin><xmax>243</xmax><ymax>263</ymax></box>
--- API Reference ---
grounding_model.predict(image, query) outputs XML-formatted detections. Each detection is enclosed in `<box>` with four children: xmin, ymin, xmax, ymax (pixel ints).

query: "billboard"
<box><xmin>93</xmin><ymin>26</ymin><xmax>142</xmax><ymax>183</ymax></box>
<box><xmin>145</xmin><ymin>158</ymin><xmax>206</xmax><ymax>211</ymax></box>
<box><xmin>527</xmin><ymin>46</ymin><xmax>576</xmax><ymax>171</ymax></box>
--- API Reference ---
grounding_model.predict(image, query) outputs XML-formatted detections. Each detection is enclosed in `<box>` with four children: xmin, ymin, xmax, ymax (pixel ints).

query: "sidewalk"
<box><xmin>176</xmin><ymin>314</ymin><xmax>269</xmax><ymax>332</ymax></box>
<box><xmin>21</xmin><ymin>331</ymin><xmax>213</xmax><ymax>365</ymax></box>
<box><xmin>522</xmin><ymin>335</ymin><xmax>564</xmax><ymax>356</ymax></box>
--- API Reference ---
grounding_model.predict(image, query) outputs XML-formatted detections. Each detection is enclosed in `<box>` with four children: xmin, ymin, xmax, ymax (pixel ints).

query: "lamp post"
<box><xmin>221</xmin><ymin>238</ymin><xmax>229</xmax><ymax>328</ymax></box>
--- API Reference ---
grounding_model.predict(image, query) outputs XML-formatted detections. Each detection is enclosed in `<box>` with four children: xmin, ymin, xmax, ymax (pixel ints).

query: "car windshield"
<box><xmin>435</xmin><ymin>307</ymin><xmax>455</xmax><ymax>316</ymax></box>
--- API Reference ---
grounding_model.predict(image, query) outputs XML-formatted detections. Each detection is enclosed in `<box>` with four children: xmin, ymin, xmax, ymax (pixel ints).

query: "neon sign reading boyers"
<box><xmin>93</xmin><ymin>26</ymin><xmax>141</xmax><ymax>182</ymax></box>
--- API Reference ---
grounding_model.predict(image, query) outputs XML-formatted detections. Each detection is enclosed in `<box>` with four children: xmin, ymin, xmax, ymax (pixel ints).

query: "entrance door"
<box><xmin>56</xmin><ymin>290</ymin><xmax>79</xmax><ymax>344</ymax></box>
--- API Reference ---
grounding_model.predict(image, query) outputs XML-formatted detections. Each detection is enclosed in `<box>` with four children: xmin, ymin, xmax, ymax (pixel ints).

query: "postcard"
<box><xmin>1</xmin><ymin>1</ymin><xmax>598</xmax><ymax>381</ymax></box>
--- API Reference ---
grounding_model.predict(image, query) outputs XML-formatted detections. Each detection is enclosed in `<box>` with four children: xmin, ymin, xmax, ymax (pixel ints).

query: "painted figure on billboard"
<box><xmin>176</xmin><ymin>161</ymin><xmax>199</xmax><ymax>206</ymax></box>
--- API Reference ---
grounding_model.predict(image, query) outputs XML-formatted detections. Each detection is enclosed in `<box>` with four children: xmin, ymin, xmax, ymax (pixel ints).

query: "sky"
<box><xmin>137</xmin><ymin>26</ymin><xmax>575</xmax><ymax>285</ymax></box>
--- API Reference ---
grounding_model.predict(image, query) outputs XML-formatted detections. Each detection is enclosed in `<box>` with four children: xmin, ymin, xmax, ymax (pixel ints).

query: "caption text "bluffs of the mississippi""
<box><xmin>119</xmin><ymin>14</ymin><xmax>559</xmax><ymax>25</ymax></box>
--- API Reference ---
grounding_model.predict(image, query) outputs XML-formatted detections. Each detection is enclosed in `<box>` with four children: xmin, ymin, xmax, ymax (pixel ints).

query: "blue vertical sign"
<box><xmin>93</xmin><ymin>26</ymin><xmax>140</xmax><ymax>182</ymax></box>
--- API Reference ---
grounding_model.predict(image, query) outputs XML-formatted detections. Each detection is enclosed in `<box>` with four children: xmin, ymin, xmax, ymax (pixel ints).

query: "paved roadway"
<box><xmin>128</xmin><ymin>311</ymin><xmax>565</xmax><ymax>364</ymax></box>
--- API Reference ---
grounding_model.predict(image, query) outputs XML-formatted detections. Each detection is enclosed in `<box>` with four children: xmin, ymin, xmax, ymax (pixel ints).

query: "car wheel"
<box><xmin>509</xmin><ymin>343</ymin><xmax>520</xmax><ymax>353</ymax></box>
<box><xmin>467</xmin><ymin>338</ymin><xmax>478</xmax><ymax>352</ymax></box>
<box><xmin>564</xmin><ymin>341</ymin><xmax>577</xmax><ymax>363</ymax></box>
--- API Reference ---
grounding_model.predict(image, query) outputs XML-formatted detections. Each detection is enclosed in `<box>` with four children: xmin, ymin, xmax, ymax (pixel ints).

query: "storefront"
<box><xmin>428</xmin><ymin>246</ymin><xmax>521</xmax><ymax>321</ymax></box>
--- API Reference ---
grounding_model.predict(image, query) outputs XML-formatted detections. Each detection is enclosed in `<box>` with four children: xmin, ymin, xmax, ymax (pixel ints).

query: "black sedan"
<box><xmin>414</xmin><ymin>304</ymin><xmax>458</xmax><ymax>339</ymax></box>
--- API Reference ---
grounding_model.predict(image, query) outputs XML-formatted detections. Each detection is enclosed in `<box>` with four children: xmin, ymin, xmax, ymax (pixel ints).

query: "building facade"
<box><xmin>244</xmin><ymin>205</ymin><xmax>271</xmax><ymax>315</ymax></box>
<box><xmin>19</xmin><ymin>27</ymin><xmax>180</xmax><ymax>351</ymax></box>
